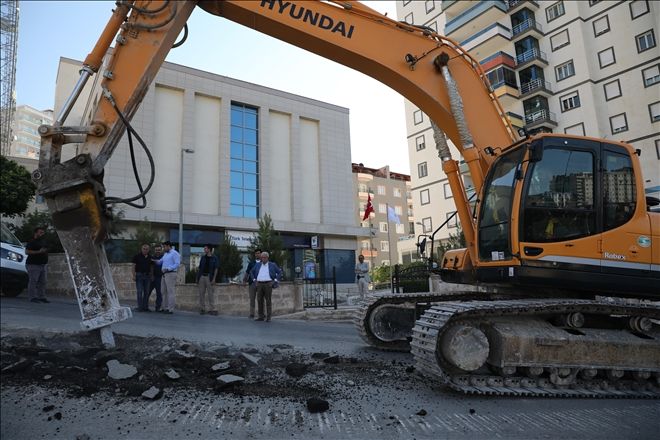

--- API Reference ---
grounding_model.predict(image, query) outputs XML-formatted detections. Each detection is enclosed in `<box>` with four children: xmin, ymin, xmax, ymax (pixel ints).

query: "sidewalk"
<box><xmin>278</xmin><ymin>305</ymin><xmax>358</xmax><ymax>321</ymax></box>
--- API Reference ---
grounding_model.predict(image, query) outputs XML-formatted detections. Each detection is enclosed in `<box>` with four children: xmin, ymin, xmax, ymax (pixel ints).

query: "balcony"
<box><xmin>515</xmin><ymin>47</ymin><xmax>548</xmax><ymax>69</ymax></box>
<box><xmin>506</xmin><ymin>0</ymin><xmax>539</xmax><ymax>13</ymax></box>
<box><xmin>520</xmin><ymin>78</ymin><xmax>553</xmax><ymax>98</ymax></box>
<box><xmin>445</xmin><ymin>0</ymin><xmax>508</xmax><ymax>44</ymax></box>
<box><xmin>511</xmin><ymin>18</ymin><xmax>543</xmax><ymax>41</ymax></box>
<box><xmin>442</xmin><ymin>0</ymin><xmax>478</xmax><ymax>15</ymax></box>
<box><xmin>461</xmin><ymin>22</ymin><xmax>512</xmax><ymax>60</ymax></box>
<box><xmin>493</xmin><ymin>83</ymin><xmax>520</xmax><ymax>107</ymax></box>
<box><xmin>524</xmin><ymin>108</ymin><xmax>557</xmax><ymax>129</ymax></box>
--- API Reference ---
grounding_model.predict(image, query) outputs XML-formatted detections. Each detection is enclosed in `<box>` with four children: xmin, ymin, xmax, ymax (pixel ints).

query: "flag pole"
<box><xmin>386</xmin><ymin>203</ymin><xmax>394</xmax><ymax>292</ymax></box>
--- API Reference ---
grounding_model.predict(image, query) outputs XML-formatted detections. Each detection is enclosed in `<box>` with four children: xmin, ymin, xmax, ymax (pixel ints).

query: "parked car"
<box><xmin>1</xmin><ymin>222</ymin><xmax>28</xmax><ymax>297</ymax></box>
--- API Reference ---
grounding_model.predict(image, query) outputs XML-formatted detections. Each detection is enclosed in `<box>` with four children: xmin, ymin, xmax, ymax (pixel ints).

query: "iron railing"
<box><xmin>302</xmin><ymin>267</ymin><xmax>337</xmax><ymax>309</ymax></box>
<box><xmin>520</xmin><ymin>78</ymin><xmax>552</xmax><ymax>95</ymax></box>
<box><xmin>512</xmin><ymin>18</ymin><xmax>542</xmax><ymax>36</ymax></box>
<box><xmin>516</xmin><ymin>47</ymin><xmax>547</xmax><ymax>66</ymax></box>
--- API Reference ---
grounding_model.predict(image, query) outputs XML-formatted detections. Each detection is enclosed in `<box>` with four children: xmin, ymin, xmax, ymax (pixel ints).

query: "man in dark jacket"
<box><xmin>249</xmin><ymin>251</ymin><xmax>282</xmax><ymax>322</ymax></box>
<box><xmin>197</xmin><ymin>244</ymin><xmax>219</xmax><ymax>315</ymax></box>
<box><xmin>243</xmin><ymin>248</ymin><xmax>261</xmax><ymax>319</ymax></box>
<box><xmin>25</xmin><ymin>227</ymin><xmax>49</xmax><ymax>303</ymax></box>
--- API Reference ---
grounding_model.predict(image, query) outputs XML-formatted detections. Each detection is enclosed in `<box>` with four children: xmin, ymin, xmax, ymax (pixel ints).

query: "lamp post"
<box><xmin>179</xmin><ymin>148</ymin><xmax>194</xmax><ymax>258</ymax></box>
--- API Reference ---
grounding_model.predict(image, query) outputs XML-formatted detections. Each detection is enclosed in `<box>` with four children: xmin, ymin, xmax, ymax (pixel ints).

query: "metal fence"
<box><xmin>392</xmin><ymin>264</ymin><xmax>431</xmax><ymax>294</ymax></box>
<box><xmin>302</xmin><ymin>267</ymin><xmax>337</xmax><ymax>309</ymax></box>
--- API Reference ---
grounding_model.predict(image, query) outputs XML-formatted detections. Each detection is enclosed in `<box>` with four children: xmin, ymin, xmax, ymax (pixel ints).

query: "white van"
<box><xmin>1</xmin><ymin>222</ymin><xmax>28</xmax><ymax>297</ymax></box>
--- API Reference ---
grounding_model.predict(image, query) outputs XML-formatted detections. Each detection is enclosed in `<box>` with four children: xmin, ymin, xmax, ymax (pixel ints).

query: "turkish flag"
<box><xmin>362</xmin><ymin>194</ymin><xmax>374</xmax><ymax>221</ymax></box>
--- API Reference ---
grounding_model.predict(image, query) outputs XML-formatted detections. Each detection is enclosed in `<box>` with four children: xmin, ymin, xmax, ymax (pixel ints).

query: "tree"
<box><xmin>216</xmin><ymin>238</ymin><xmax>243</xmax><ymax>282</ymax></box>
<box><xmin>107</xmin><ymin>208</ymin><xmax>127</xmax><ymax>239</ymax></box>
<box><xmin>434</xmin><ymin>225</ymin><xmax>466</xmax><ymax>263</ymax></box>
<box><xmin>0</xmin><ymin>156</ymin><xmax>36</xmax><ymax>217</ymax></box>
<box><xmin>371</xmin><ymin>263</ymin><xmax>391</xmax><ymax>283</ymax></box>
<box><xmin>130</xmin><ymin>217</ymin><xmax>163</xmax><ymax>247</ymax></box>
<box><xmin>247</xmin><ymin>213</ymin><xmax>286</xmax><ymax>269</ymax></box>
<box><xmin>8</xmin><ymin>211</ymin><xmax>63</xmax><ymax>253</ymax></box>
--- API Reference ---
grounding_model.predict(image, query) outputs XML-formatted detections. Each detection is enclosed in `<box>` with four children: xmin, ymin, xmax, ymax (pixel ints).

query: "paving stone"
<box><xmin>211</xmin><ymin>362</ymin><xmax>230</xmax><ymax>371</ymax></box>
<box><xmin>216</xmin><ymin>374</ymin><xmax>244</xmax><ymax>385</ymax></box>
<box><xmin>164</xmin><ymin>369</ymin><xmax>180</xmax><ymax>380</ymax></box>
<box><xmin>141</xmin><ymin>386</ymin><xmax>163</xmax><ymax>400</ymax></box>
<box><xmin>241</xmin><ymin>353</ymin><xmax>260</xmax><ymax>365</ymax></box>
<box><xmin>106</xmin><ymin>359</ymin><xmax>137</xmax><ymax>380</ymax></box>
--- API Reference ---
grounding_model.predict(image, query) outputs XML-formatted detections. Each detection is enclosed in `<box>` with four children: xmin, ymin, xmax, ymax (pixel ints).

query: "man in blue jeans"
<box><xmin>132</xmin><ymin>244</ymin><xmax>152</xmax><ymax>312</ymax></box>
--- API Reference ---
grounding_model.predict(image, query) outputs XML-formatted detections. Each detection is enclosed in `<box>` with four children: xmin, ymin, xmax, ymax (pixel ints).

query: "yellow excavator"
<box><xmin>35</xmin><ymin>1</ymin><xmax>658</xmax><ymax>397</ymax></box>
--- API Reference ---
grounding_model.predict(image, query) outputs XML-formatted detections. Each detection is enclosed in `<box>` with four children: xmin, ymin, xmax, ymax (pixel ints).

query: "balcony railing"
<box><xmin>520</xmin><ymin>78</ymin><xmax>552</xmax><ymax>95</ymax></box>
<box><xmin>516</xmin><ymin>47</ymin><xmax>547</xmax><ymax>66</ymax></box>
<box><xmin>512</xmin><ymin>18</ymin><xmax>542</xmax><ymax>36</ymax></box>
<box><xmin>506</xmin><ymin>0</ymin><xmax>538</xmax><ymax>11</ymax></box>
<box><xmin>524</xmin><ymin>108</ymin><xmax>556</xmax><ymax>125</ymax></box>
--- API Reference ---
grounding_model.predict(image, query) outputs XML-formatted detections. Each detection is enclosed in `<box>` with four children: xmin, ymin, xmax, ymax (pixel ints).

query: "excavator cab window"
<box><xmin>478</xmin><ymin>148</ymin><xmax>525</xmax><ymax>261</ymax></box>
<box><xmin>602</xmin><ymin>149</ymin><xmax>636</xmax><ymax>230</ymax></box>
<box><xmin>522</xmin><ymin>147</ymin><xmax>596</xmax><ymax>242</ymax></box>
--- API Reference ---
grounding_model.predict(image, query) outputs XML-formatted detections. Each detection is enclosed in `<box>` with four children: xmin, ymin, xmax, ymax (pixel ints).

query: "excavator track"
<box><xmin>411</xmin><ymin>299</ymin><xmax>660</xmax><ymax>398</ymax></box>
<box><xmin>353</xmin><ymin>291</ymin><xmax>489</xmax><ymax>352</ymax></box>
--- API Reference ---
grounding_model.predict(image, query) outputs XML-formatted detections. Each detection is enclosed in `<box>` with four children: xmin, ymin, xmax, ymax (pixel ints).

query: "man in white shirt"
<box><xmin>354</xmin><ymin>254</ymin><xmax>370</xmax><ymax>296</ymax></box>
<box><xmin>249</xmin><ymin>251</ymin><xmax>281</xmax><ymax>322</ymax></box>
<box><xmin>153</xmin><ymin>241</ymin><xmax>181</xmax><ymax>314</ymax></box>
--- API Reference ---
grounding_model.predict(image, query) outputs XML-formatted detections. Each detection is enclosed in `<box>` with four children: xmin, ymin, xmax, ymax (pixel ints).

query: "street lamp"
<box><xmin>179</xmin><ymin>148</ymin><xmax>194</xmax><ymax>257</ymax></box>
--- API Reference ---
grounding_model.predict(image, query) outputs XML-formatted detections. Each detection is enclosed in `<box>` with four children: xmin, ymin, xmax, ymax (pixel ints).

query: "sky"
<box><xmin>15</xmin><ymin>0</ymin><xmax>410</xmax><ymax>174</ymax></box>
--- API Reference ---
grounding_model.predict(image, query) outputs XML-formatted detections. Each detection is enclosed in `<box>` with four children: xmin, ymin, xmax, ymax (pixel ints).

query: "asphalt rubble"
<box><xmin>1</xmin><ymin>328</ymin><xmax>425</xmax><ymax>420</ymax></box>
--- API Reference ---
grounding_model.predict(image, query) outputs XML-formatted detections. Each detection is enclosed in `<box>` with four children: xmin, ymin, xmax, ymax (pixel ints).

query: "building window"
<box><xmin>609</xmin><ymin>113</ymin><xmax>628</xmax><ymax>134</ymax></box>
<box><xmin>377</xmin><ymin>185</ymin><xmax>386</xmax><ymax>195</ymax></box>
<box><xmin>603</xmin><ymin>150</ymin><xmax>636</xmax><ymax>231</ymax></box>
<box><xmin>361</xmin><ymin>240</ymin><xmax>370</xmax><ymax>249</ymax></box>
<box><xmin>405</xmin><ymin>12</ymin><xmax>414</xmax><ymax>24</ymax></box>
<box><xmin>550</xmin><ymin>30</ymin><xmax>570</xmax><ymax>51</ymax></box>
<box><xmin>395</xmin><ymin>205</ymin><xmax>403</xmax><ymax>215</ymax></box>
<box><xmin>588</xmin><ymin>0</ymin><xmax>601</xmax><ymax>5</ymax></box>
<box><xmin>230</xmin><ymin>103</ymin><xmax>259</xmax><ymax>218</ymax></box>
<box><xmin>656</xmin><ymin>140</ymin><xmax>660</xmax><ymax>159</ymax></box>
<box><xmin>396</xmin><ymin>223</ymin><xmax>405</xmax><ymax>234</ymax></box>
<box><xmin>418</xmin><ymin>162</ymin><xmax>428</xmax><ymax>178</ymax></box>
<box><xmin>642</xmin><ymin>64</ymin><xmax>660</xmax><ymax>87</ymax></box>
<box><xmin>603</xmin><ymin>79</ymin><xmax>622</xmax><ymax>101</ymax></box>
<box><xmin>378</xmin><ymin>203</ymin><xmax>387</xmax><ymax>213</ymax></box>
<box><xmin>629</xmin><ymin>0</ymin><xmax>649</xmax><ymax>20</ymax></box>
<box><xmin>444</xmin><ymin>182</ymin><xmax>453</xmax><ymax>199</ymax></box>
<box><xmin>636</xmin><ymin>30</ymin><xmax>656</xmax><ymax>53</ymax></box>
<box><xmin>559</xmin><ymin>91</ymin><xmax>581</xmax><ymax>112</ymax></box>
<box><xmin>593</xmin><ymin>15</ymin><xmax>610</xmax><ymax>37</ymax></box>
<box><xmin>649</xmin><ymin>102</ymin><xmax>660</xmax><ymax>123</ymax></box>
<box><xmin>564</xmin><ymin>122</ymin><xmax>585</xmax><ymax>136</ymax></box>
<box><xmin>545</xmin><ymin>1</ymin><xmax>565</xmax><ymax>22</ymax></box>
<box><xmin>393</xmin><ymin>188</ymin><xmax>402</xmax><ymax>197</ymax></box>
<box><xmin>425</xmin><ymin>0</ymin><xmax>435</xmax><ymax>13</ymax></box>
<box><xmin>429</xmin><ymin>21</ymin><xmax>438</xmax><ymax>33</ymax></box>
<box><xmin>486</xmin><ymin>66</ymin><xmax>518</xmax><ymax>89</ymax></box>
<box><xmin>35</xmin><ymin>195</ymin><xmax>45</xmax><ymax>204</ymax></box>
<box><xmin>422</xmin><ymin>217</ymin><xmax>432</xmax><ymax>233</ymax></box>
<box><xmin>403</xmin><ymin>0</ymin><xmax>412</xmax><ymax>5</ymax></box>
<box><xmin>416</xmin><ymin>135</ymin><xmax>426</xmax><ymax>151</ymax></box>
<box><xmin>446</xmin><ymin>211</ymin><xmax>458</xmax><ymax>228</ymax></box>
<box><xmin>598</xmin><ymin>47</ymin><xmax>616</xmax><ymax>68</ymax></box>
<box><xmin>380</xmin><ymin>241</ymin><xmax>389</xmax><ymax>252</ymax></box>
<box><xmin>413</xmin><ymin>109</ymin><xmax>423</xmax><ymax>125</ymax></box>
<box><xmin>379</xmin><ymin>222</ymin><xmax>388</xmax><ymax>233</ymax></box>
<box><xmin>555</xmin><ymin>60</ymin><xmax>575</xmax><ymax>81</ymax></box>
<box><xmin>420</xmin><ymin>189</ymin><xmax>430</xmax><ymax>205</ymax></box>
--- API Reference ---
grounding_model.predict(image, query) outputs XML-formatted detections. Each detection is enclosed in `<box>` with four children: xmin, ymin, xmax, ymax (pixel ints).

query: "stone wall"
<box><xmin>46</xmin><ymin>254</ymin><xmax>303</xmax><ymax>316</ymax></box>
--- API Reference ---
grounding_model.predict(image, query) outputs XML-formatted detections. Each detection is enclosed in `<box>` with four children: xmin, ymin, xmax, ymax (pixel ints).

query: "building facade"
<box><xmin>9</xmin><ymin>105</ymin><xmax>53</xmax><ymax>159</ymax></box>
<box><xmin>54</xmin><ymin>57</ymin><xmax>363</xmax><ymax>283</ymax></box>
<box><xmin>397</xmin><ymin>0</ymin><xmax>660</xmax><ymax>254</ymax></box>
<box><xmin>353</xmin><ymin>163</ymin><xmax>414</xmax><ymax>267</ymax></box>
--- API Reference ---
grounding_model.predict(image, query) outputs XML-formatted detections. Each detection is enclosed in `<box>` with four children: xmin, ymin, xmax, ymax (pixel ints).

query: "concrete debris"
<box><xmin>1</xmin><ymin>358</ymin><xmax>31</xmax><ymax>373</ymax></box>
<box><xmin>285</xmin><ymin>363</ymin><xmax>308</xmax><ymax>378</ymax></box>
<box><xmin>211</xmin><ymin>362</ymin><xmax>230</xmax><ymax>371</ymax></box>
<box><xmin>306</xmin><ymin>397</ymin><xmax>330</xmax><ymax>413</ymax></box>
<box><xmin>43</xmin><ymin>375</ymin><xmax>52</xmax><ymax>380</ymax></box>
<box><xmin>173</xmin><ymin>349</ymin><xmax>195</xmax><ymax>359</ymax></box>
<box><xmin>164</xmin><ymin>369</ymin><xmax>180</xmax><ymax>380</ymax></box>
<box><xmin>416</xmin><ymin>409</ymin><xmax>427</xmax><ymax>416</ymax></box>
<box><xmin>216</xmin><ymin>374</ymin><xmax>244</xmax><ymax>385</ymax></box>
<box><xmin>241</xmin><ymin>353</ymin><xmax>260</xmax><ymax>365</ymax></box>
<box><xmin>141</xmin><ymin>386</ymin><xmax>163</xmax><ymax>400</ymax></box>
<box><xmin>346</xmin><ymin>380</ymin><xmax>355</xmax><ymax>386</ymax></box>
<box><xmin>106</xmin><ymin>359</ymin><xmax>138</xmax><ymax>380</ymax></box>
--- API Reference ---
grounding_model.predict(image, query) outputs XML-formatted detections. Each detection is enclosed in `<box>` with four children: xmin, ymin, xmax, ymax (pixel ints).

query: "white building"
<box><xmin>9</xmin><ymin>105</ymin><xmax>53</xmax><ymax>159</ymax></box>
<box><xmin>54</xmin><ymin>57</ymin><xmax>363</xmax><ymax>282</ymax></box>
<box><xmin>397</xmin><ymin>0</ymin><xmax>660</xmax><ymax>254</ymax></box>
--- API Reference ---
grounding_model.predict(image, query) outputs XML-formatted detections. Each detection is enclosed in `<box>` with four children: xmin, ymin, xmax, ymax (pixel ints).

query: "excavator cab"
<box><xmin>473</xmin><ymin>134</ymin><xmax>657</xmax><ymax>299</ymax></box>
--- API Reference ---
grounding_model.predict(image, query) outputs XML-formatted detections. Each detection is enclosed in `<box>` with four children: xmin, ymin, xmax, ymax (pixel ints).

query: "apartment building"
<box><xmin>54</xmin><ymin>57</ymin><xmax>363</xmax><ymax>282</ymax></box>
<box><xmin>8</xmin><ymin>105</ymin><xmax>53</xmax><ymax>159</ymax></box>
<box><xmin>353</xmin><ymin>163</ymin><xmax>414</xmax><ymax>267</ymax></box>
<box><xmin>397</xmin><ymin>0</ymin><xmax>660</xmax><ymax>254</ymax></box>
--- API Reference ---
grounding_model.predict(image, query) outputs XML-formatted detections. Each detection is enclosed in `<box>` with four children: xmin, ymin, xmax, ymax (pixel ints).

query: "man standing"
<box><xmin>243</xmin><ymin>248</ymin><xmax>261</xmax><ymax>319</ymax></box>
<box><xmin>249</xmin><ymin>251</ymin><xmax>281</xmax><ymax>322</ymax></box>
<box><xmin>132</xmin><ymin>244</ymin><xmax>152</xmax><ymax>312</ymax></box>
<box><xmin>149</xmin><ymin>245</ymin><xmax>164</xmax><ymax>312</ymax></box>
<box><xmin>197</xmin><ymin>244</ymin><xmax>219</xmax><ymax>315</ymax></box>
<box><xmin>354</xmin><ymin>254</ymin><xmax>370</xmax><ymax>296</ymax></box>
<box><xmin>153</xmin><ymin>241</ymin><xmax>180</xmax><ymax>314</ymax></box>
<box><xmin>25</xmin><ymin>227</ymin><xmax>49</xmax><ymax>303</ymax></box>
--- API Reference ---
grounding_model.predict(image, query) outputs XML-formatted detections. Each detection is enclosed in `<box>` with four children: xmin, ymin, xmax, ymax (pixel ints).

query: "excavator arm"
<box><xmin>36</xmin><ymin>0</ymin><xmax>516</xmax><ymax>344</ymax></box>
